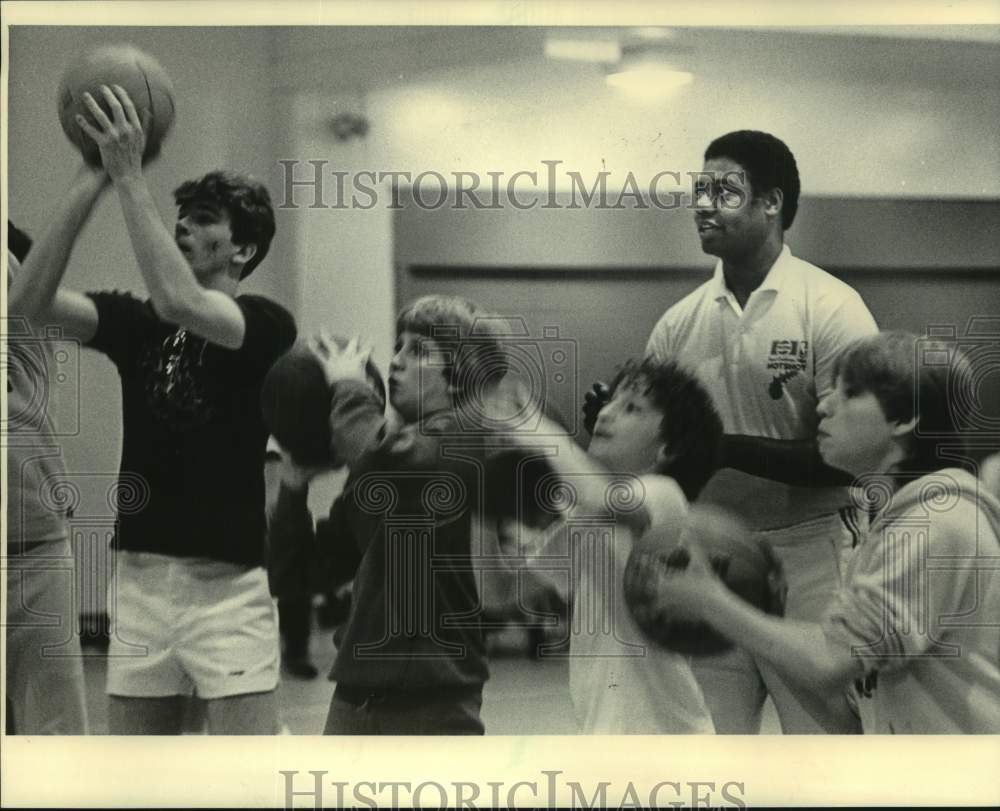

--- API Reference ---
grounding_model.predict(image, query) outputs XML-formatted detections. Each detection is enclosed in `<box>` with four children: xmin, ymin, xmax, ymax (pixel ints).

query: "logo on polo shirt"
<box><xmin>767</xmin><ymin>339</ymin><xmax>809</xmax><ymax>400</ymax></box>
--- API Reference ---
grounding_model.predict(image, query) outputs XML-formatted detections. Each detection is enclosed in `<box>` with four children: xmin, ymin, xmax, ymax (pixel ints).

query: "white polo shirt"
<box><xmin>646</xmin><ymin>245</ymin><xmax>878</xmax><ymax>529</ymax></box>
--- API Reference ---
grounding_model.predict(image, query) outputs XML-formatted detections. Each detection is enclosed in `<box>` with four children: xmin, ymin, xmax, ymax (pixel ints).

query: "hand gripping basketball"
<box><xmin>262</xmin><ymin>338</ymin><xmax>386</xmax><ymax>468</ymax></box>
<box><xmin>75</xmin><ymin>85</ymin><xmax>151</xmax><ymax>180</ymax></box>
<box><xmin>623</xmin><ymin>505</ymin><xmax>786</xmax><ymax>655</ymax></box>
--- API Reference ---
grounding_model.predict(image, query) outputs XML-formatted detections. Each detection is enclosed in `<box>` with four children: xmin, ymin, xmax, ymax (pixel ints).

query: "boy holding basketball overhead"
<box><xmin>273</xmin><ymin>297</ymin><xmax>507</xmax><ymax>734</ymax></box>
<box><xmin>494</xmin><ymin>357</ymin><xmax>724</xmax><ymax>733</ymax></box>
<box><xmin>29</xmin><ymin>85</ymin><xmax>295</xmax><ymax>733</ymax></box>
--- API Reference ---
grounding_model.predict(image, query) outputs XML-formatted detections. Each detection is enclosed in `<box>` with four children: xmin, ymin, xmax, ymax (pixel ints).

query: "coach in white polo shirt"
<box><xmin>646</xmin><ymin>130</ymin><xmax>878</xmax><ymax>733</ymax></box>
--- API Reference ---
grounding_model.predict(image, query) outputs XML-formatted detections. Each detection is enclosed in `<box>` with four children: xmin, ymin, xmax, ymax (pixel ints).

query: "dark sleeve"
<box><xmin>328</xmin><ymin>379</ymin><xmax>394</xmax><ymax>468</ymax></box>
<box><xmin>315</xmin><ymin>491</ymin><xmax>364</xmax><ymax>586</ymax></box>
<box><xmin>84</xmin><ymin>290</ymin><xmax>157</xmax><ymax>369</ymax></box>
<box><xmin>721</xmin><ymin>434</ymin><xmax>853</xmax><ymax>487</ymax></box>
<box><xmin>269</xmin><ymin>482</ymin><xmax>315</xmax><ymax>546</ymax></box>
<box><xmin>233</xmin><ymin>294</ymin><xmax>297</xmax><ymax>376</ymax></box>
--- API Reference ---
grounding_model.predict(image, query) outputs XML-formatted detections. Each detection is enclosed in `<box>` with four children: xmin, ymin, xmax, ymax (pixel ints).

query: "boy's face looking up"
<box><xmin>388</xmin><ymin>331</ymin><xmax>452</xmax><ymax>423</ymax></box>
<box><xmin>588</xmin><ymin>379</ymin><xmax>667</xmax><ymax>475</ymax></box>
<box><xmin>175</xmin><ymin>201</ymin><xmax>249</xmax><ymax>280</ymax></box>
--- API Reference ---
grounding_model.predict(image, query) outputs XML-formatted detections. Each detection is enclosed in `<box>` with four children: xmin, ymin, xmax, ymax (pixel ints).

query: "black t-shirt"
<box><xmin>86</xmin><ymin>291</ymin><xmax>296</xmax><ymax>566</ymax></box>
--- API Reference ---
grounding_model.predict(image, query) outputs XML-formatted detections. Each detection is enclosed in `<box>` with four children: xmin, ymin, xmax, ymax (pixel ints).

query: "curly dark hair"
<box><xmin>705</xmin><ymin>130</ymin><xmax>801</xmax><ymax>230</ymax></box>
<box><xmin>609</xmin><ymin>357</ymin><xmax>724</xmax><ymax>501</ymax></box>
<box><xmin>173</xmin><ymin>170</ymin><xmax>275</xmax><ymax>279</ymax></box>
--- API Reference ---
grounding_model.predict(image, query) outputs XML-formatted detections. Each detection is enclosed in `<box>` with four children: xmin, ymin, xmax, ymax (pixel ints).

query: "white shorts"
<box><xmin>106</xmin><ymin>550</ymin><xmax>279</xmax><ymax>700</ymax></box>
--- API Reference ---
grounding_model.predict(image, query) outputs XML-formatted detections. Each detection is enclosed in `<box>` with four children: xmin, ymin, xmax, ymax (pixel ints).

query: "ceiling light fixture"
<box><xmin>544</xmin><ymin>37</ymin><xmax>622</xmax><ymax>63</ymax></box>
<box><xmin>605</xmin><ymin>49</ymin><xmax>694</xmax><ymax>103</ymax></box>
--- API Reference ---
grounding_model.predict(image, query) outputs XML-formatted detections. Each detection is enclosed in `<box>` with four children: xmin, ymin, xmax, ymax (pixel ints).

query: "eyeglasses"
<box><xmin>692</xmin><ymin>174</ymin><xmax>751</xmax><ymax>210</ymax></box>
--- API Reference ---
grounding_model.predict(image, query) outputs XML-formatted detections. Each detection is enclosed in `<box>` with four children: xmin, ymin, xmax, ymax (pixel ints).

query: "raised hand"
<box><xmin>76</xmin><ymin>84</ymin><xmax>152</xmax><ymax>181</ymax></box>
<box><xmin>308</xmin><ymin>332</ymin><xmax>372</xmax><ymax>387</ymax></box>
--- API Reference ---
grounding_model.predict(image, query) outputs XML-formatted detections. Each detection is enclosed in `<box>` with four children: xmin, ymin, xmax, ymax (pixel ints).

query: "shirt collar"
<box><xmin>711</xmin><ymin>244</ymin><xmax>794</xmax><ymax>302</ymax></box>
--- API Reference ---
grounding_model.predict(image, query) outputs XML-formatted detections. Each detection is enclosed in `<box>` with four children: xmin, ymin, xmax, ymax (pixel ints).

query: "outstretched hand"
<box><xmin>76</xmin><ymin>84</ymin><xmax>152</xmax><ymax>181</ymax></box>
<box><xmin>308</xmin><ymin>332</ymin><xmax>372</xmax><ymax>387</ymax></box>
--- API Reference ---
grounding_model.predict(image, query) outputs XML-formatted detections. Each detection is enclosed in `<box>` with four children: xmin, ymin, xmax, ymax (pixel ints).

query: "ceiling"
<box><xmin>268</xmin><ymin>25</ymin><xmax>1000</xmax><ymax>92</ymax></box>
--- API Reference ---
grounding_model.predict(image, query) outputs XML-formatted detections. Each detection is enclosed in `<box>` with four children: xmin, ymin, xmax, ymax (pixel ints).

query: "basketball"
<box><xmin>261</xmin><ymin>340</ymin><xmax>386</xmax><ymax>468</ymax></box>
<box><xmin>58</xmin><ymin>44</ymin><xmax>176</xmax><ymax>167</ymax></box>
<box><xmin>623</xmin><ymin>505</ymin><xmax>785</xmax><ymax>655</ymax></box>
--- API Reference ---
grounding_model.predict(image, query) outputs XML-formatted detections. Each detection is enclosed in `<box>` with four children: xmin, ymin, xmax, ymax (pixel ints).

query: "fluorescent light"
<box><xmin>544</xmin><ymin>38</ymin><xmax>622</xmax><ymax>63</ymax></box>
<box><xmin>631</xmin><ymin>27</ymin><xmax>677</xmax><ymax>42</ymax></box>
<box><xmin>606</xmin><ymin>62</ymin><xmax>693</xmax><ymax>102</ymax></box>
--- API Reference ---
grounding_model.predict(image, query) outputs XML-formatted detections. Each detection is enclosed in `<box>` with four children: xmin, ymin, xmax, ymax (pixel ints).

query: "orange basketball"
<box><xmin>58</xmin><ymin>44</ymin><xmax>176</xmax><ymax>166</ymax></box>
<box><xmin>623</xmin><ymin>505</ymin><xmax>785</xmax><ymax>655</ymax></box>
<box><xmin>261</xmin><ymin>341</ymin><xmax>387</xmax><ymax>468</ymax></box>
